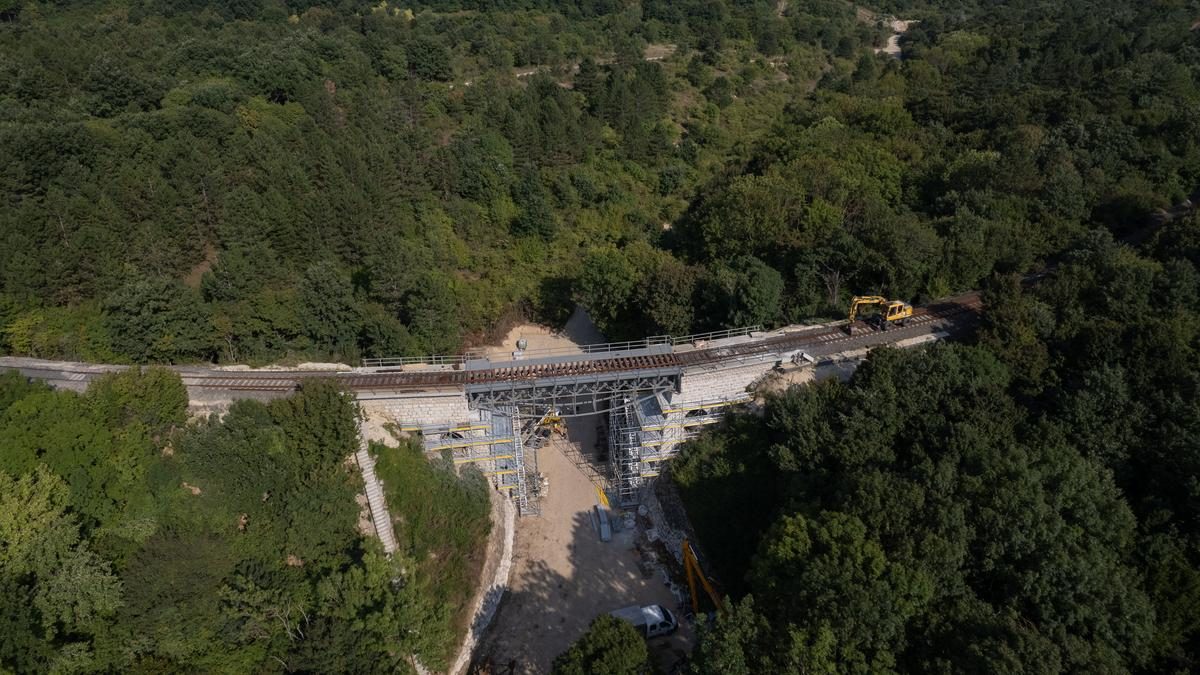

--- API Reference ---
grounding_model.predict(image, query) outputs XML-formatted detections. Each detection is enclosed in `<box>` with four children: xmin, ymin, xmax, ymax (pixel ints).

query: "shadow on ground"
<box><xmin>473</xmin><ymin>508</ymin><xmax>686</xmax><ymax>674</ymax></box>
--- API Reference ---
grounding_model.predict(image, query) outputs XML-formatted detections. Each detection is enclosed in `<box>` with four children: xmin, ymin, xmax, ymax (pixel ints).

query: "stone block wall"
<box><xmin>358</xmin><ymin>390</ymin><xmax>473</xmax><ymax>428</ymax></box>
<box><xmin>676</xmin><ymin>360</ymin><xmax>776</xmax><ymax>404</ymax></box>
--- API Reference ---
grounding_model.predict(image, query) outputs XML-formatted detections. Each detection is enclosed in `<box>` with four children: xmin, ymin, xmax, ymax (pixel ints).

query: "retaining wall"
<box><xmin>357</xmin><ymin>390</ymin><xmax>474</xmax><ymax>428</ymax></box>
<box><xmin>676</xmin><ymin>360</ymin><xmax>776</xmax><ymax>404</ymax></box>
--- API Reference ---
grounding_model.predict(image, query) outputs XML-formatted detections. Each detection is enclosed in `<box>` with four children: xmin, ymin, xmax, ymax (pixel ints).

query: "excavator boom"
<box><xmin>848</xmin><ymin>295</ymin><xmax>888</xmax><ymax>321</ymax></box>
<box><xmin>682</xmin><ymin>539</ymin><xmax>723</xmax><ymax>616</ymax></box>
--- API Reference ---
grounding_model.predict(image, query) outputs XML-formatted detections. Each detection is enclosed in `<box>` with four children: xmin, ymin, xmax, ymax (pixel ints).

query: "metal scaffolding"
<box><xmin>417</xmin><ymin>409</ymin><xmax>542</xmax><ymax>516</ymax></box>
<box><xmin>608</xmin><ymin>398</ymin><xmax>646</xmax><ymax>507</ymax></box>
<box><xmin>607</xmin><ymin>391</ymin><xmax>752</xmax><ymax>507</ymax></box>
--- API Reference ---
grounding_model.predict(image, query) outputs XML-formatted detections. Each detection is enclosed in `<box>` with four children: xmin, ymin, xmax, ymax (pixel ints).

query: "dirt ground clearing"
<box><xmin>476</xmin><ymin>422</ymin><xmax>691</xmax><ymax>673</ymax></box>
<box><xmin>474</xmin><ymin>310</ymin><xmax>692</xmax><ymax>673</ymax></box>
<box><xmin>479</xmin><ymin>307</ymin><xmax>605</xmax><ymax>360</ymax></box>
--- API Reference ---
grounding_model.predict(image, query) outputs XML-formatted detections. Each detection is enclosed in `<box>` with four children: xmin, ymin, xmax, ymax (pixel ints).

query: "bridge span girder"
<box><xmin>466</xmin><ymin>368</ymin><xmax>681</xmax><ymax>413</ymax></box>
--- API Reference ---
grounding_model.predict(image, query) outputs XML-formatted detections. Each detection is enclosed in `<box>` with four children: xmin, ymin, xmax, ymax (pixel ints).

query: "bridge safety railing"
<box><xmin>366</xmin><ymin>338</ymin><xmax>678</xmax><ymax>368</ymax></box>
<box><xmin>361</xmin><ymin>352</ymin><xmax>483</xmax><ymax>368</ymax></box>
<box><xmin>532</xmin><ymin>336</ymin><xmax>671</xmax><ymax>358</ymax></box>
<box><xmin>498</xmin><ymin>327</ymin><xmax>763</xmax><ymax>358</ymax></box>
<box><xmin>670</xmin><ymin>325</ymin><xmax>762</xmax><ymax>346</ymax></box>
<box><xmin>361</xmin><ymin>326</ymin><xmax>764</xmax><ymax>368</ymax></box>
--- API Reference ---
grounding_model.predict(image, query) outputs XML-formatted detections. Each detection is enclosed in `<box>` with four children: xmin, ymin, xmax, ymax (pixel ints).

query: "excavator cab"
<box><xmin>847</xmin><ymin>296</ymin><xmax>913</xmax><ymax>333</ymax></box>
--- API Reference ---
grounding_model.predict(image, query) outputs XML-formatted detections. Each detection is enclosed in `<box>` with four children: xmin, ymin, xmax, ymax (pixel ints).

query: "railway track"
<box><xmin>676</xmin><ymin>290</ymin><xmax>982</xmax><ymax>366</ymax></box>
<box><xmin>1</xmin><ymin>291</ymin><xmax>984</xmax><ymax>394</ymax></box>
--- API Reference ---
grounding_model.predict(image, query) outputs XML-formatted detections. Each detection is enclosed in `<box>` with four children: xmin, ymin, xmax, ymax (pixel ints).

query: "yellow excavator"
<box><xmin>682</xmin><ymin>539</ymin><xmax>723</xmax><ymax>618</ymax></box>
<box><xmin>847</xmin><ymin>295</ymin><xmax>913</xmax><ymax>332</ymax></box>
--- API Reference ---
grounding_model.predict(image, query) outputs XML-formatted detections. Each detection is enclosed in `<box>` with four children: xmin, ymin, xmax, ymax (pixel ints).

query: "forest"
<box><xmin>3</xmin><ymin>0</ymin><xmax>1200</xmax><ymax>672</ymax></box>
<box><xmin>5</xmin><ymin>0</ymin><xmax>1195</xmax><ymax>365</ymax></box>
<box><xmin>673</xmin><ymin>223</ymin><xmax>1200</xmax><ymax>672</ymax></box>
<box><xmin>0</xmin><ymin>370</ymin><xmax>490</xmax><ymax>673</ymax></box>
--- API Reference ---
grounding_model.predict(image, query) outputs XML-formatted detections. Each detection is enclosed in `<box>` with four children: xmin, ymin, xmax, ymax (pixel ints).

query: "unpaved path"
<box><xmin>876</xmin><ymin>18</ymin><xmax>915</xmax><ymax>57</ymax></box>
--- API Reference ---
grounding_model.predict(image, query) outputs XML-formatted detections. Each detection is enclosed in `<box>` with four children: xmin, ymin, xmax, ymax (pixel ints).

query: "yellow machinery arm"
<box><xmin>848</xmin><ymin>295</ymin><xmax>914</xmax><ymax>326</ymax></box>
<box><xmin>682</xmin><ymin>538</ymin><xmax>723</xmax><ymax>616</ymax></box>
<box><xmin>848</xmin><ymin>295</ymin><xmax>889</xmax><ymax>322</ymax></box>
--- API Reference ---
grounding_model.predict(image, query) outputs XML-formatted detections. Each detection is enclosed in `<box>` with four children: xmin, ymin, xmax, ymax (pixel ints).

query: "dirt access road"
<box><xmin>474</xmin><ymin>311</ymin><xmax>692</xmax><ymax>674</ymax></box>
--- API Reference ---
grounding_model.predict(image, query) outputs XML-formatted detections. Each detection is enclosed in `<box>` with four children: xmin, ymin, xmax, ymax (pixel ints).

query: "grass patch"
<box><xmin>374</xmin><ymin>438</ymin><xmax>492</xmax><ymax>661</ymax></box>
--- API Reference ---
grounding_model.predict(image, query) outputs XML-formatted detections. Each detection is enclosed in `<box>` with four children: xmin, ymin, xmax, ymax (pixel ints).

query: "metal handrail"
<box><xmin>363</xmin><ymin>338</ymin><xmax>673</xmax><ymax>367</ymax></box>
<box><xmin>361</xmin><ymin>326</ymin><xmax>763</xmax><ymax>368</ymax></box>
<box><xmin>670</xmin><ymin>325</ymin><xmax>762</xmax><ymax>345</ymax></box>
<box><xmin>578</xmin><ymin>336</ymin><xmax>672</xmax><ymax>353</ymax></box>
<box><xmin>488</xmin><ymin>336</ymin><xmax>672</xmax><ymax>361</ymax></box>
<box><xmin>361</xmin><ymin>352</ymin><xmax>482</xmax><ymax>368</ymax></box>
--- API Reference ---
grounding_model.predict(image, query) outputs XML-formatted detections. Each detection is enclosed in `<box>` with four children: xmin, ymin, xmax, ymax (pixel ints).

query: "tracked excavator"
<box><xmin>846</xmin><ymin>295</ymin><xmax>913</xmax><ymax>333</ymax></box>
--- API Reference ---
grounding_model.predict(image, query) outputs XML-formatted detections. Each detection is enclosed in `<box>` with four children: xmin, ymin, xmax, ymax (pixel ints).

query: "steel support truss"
<box><xmin>466</xmin><ymin>368</ymin><xmax>681</xmax><ymax>412</ymax></box>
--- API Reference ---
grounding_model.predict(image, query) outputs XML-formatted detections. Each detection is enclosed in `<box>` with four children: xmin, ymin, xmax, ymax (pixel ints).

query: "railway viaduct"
<box><xmin>0</xmin><ymin>291</ymin><xmax>982</xmax><ymax>520</ymax></box>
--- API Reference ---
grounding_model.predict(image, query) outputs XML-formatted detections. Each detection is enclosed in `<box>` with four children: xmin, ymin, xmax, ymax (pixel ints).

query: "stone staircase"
<box><xmin>355</xmin><ymin>425</ymin><xmax>399</xmax><ymax>555</ymax></box>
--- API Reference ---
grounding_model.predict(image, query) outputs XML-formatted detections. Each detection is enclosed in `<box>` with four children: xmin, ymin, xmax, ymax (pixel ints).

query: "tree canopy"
<box><xmin>551</xmin><ymin>614</ymin><xmax>650</xmax><ymax>675</ymax></box>
<box><xmin>675</xmin><ymin>230</ymin><xmax>1200</xmax><ymax>673</ymax></box>
<box><xmin>0</xmin><ymin>371</ymin><xmax>489</xmax><ymax>673</ymax></box>
<box><xmin>13</xmin><ymin>0</ymin><xmax>1196</xmax><ymax>362</ymax></box>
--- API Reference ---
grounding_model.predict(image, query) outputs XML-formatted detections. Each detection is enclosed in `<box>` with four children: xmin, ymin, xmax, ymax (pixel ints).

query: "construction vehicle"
<box><xmin>682</xmin><ymin>539</ymin><xmax>723</xmax><ymax>617</ymax></box>
<box><xmin>847</xmin><ymin>295</ymin><xmax>913</xmax><ymax>332</ymax></box>
<box><xmin>540</xmin><ymin>411</ymin><xmax>566</xmax><ymax>437</ymax></box>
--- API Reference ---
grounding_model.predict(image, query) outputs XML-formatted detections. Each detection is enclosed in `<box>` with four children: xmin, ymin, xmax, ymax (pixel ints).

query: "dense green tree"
<box><xmin>575</xmin><ymin>56</ymin><xmax>604</xmax><ymax>111</ymax></box>
<box><xmin>511</xmin><ymin>170</ymin><xmax>558</xmax><ymax>240</ymax></box>
<box><xmin>689</xmin><ymin>596</ymin><xmax>773</xmax><ymax>675</ymax></box>
<box><xmin>0</xmin><ymin>388</ymin><xmax>137</xmax><ymax>530</ymax></box>
<box><xmin>0</xmin><ymin>367</ymin><xmax>487</xmax><ymax>671</ymax></box>
<box><xmin>0</xmin><ymin>466</ymin><xmax>122</xmax><ymax>674</ymax></box>
<box><xmin>552</xmin><ymin>614</ymin><xmax>649</xmax><ymax>675</ymax></box>
<box><xmin>574</xmin><ymin>247</ymin><xmax>640</xmax><ymax>335</ymax></box>
<box><xmin>407</xmin><ymin>36</ymin><xmax>453</xmax><ymax>82</ymax></box>
<box><xmin>114</xmin><ymin>531</ymin><xmax>239</xmax><ymax>667</ymax></box>
<box><xmin>297</xmin><ymin>261</ymin><xmax>361</xmax><ymax>356</ymax></box>
<box><xmin>636</xmin><ymin>254</ymin><xmax>698</xmax><ymax>335</ymax></box>
<box><xmin>0</xmin><ymin>369</ymin><xmax>45</xmax><ymax>413</ymax></box>
<box><xmin>444</xmin><ymin>130</ymin><xmax>515</xmax><ymax>203</ymax></box>
<box><xmin>86</xmin><ymin>367</ymin><xmax>188</xmax><ymax>436</ymax></box>
<box><xmin>102</xmin><ymin>278</ymin><xmax>212</xmax><ymax>364</ymax></box>
<box><xmin>699</xmin><ymin>256</ymin><xmax>784</xmax><ymax>329</ymax></box>
<box><xmin>358</xmin><ymin>302</ymin><xmax>418</xmax><ymax>358</ymax></box>
<box><xmin>4</xmin><ymin>0</ymin><xmax>1194</xmax><ymax>366</ymax></box>
<box><xmin>749</xmin><ymin>512</ymin><xmax>932</xmax><ymax>673</ymax></box>
<box><xmin>200</xmin><ymin>243</ymin><xmax>283</xmax><ymax>304</ymax></box>
<box><xmin>676</xmin><ymin>292</ymin><xmax>1191</xmax><ymax>672</ymax></box>
<box><xmin>401</xmin><ymin>271</ymin><xmax>462</xmax><ymax>355</ymax></box>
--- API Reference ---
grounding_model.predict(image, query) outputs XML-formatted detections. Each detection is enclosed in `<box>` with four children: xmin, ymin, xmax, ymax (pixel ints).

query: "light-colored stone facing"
<box><xmin>676</xmin><ymin>361</ymin><xmax>775</xmax><ymax>404</ymax></box>
<box><xmin>360</xmin><ymin>391</ymin><xmax>473</xmax><ymax>429</ymax></box>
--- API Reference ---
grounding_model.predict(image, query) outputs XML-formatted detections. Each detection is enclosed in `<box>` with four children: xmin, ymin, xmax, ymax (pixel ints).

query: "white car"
<box><xmin>609</xmin><ymin>604</ymin><xmax>679</xmax><ymax>639</ymax></box>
